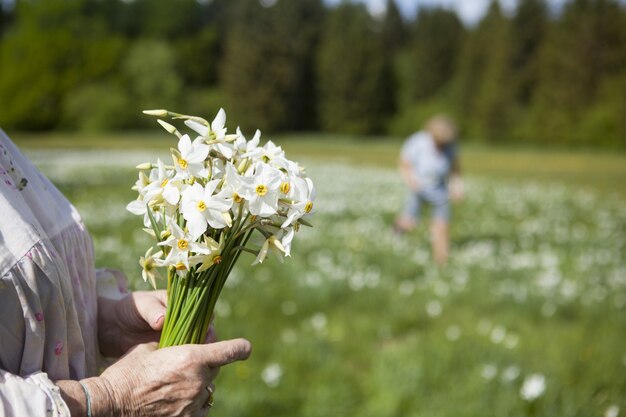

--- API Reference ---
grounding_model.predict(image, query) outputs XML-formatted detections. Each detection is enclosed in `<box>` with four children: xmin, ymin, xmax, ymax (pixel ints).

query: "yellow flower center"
<box><xmin>177</xmin><ymin>158</ymin><xmax>188</xmax><ymax>169</ymax></box>
<box><xmin>294</xmin><ymin>223</ymin><xmax>301</xmax><ymax>232</ymax></box>
<box><xmin>256</xmin><ymin>184</ymin><xmax>268</xmax><ymax>196</ymax></box>
<box><xmin>160</xmin><ymin>178</ymin><xmax>169</xmax><ymax>188</ymax></box>
<box><xmin>233</xmin><ymin>193</ymin><xmax>243</xmax><ymax>203</ymax></box>
<box><xmin>280</xmin><ymin>182</ymin><xmax>290</xmax><ymax>194</ymax></box>
<box><xmin>212</xmin><ymin>255</ymin><xmax>223</xmax><ymax>265</ymax></box>
<box><xmin>175</xmin><ymin>262</ymin><xmax>186</xmax><ymax>270</ymax></box>
<box><xmin>177</xmin><ymin>239</ymin><xmax>188</xmax><ymax>250</ymax></box>
<box><xmin>197</xmin><ymin>200</ymin><xmax>207</xmax><ymax>211</ymax></box>
<box><xmin>304</xmin><ymin>201</ymin><xmax>313</xmax><ymax>213</ymax></box>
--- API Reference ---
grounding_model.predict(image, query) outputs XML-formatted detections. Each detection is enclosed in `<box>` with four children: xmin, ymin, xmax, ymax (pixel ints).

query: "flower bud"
<box><xmin>157</xmin><ymin>119</ymin><xmax>181</xmax><ymax>137</ymax></box>
<box><xmin>136</xmin><ymin>162</ymin><xmax>152</xmax><ymax>170</ymax></box>
<box><xmin>143</xmin><ymin>109</ymin><xmax>169</xmax><ymax>117</ymax></box>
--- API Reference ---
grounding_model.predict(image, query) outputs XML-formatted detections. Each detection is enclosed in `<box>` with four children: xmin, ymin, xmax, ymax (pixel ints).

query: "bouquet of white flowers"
<box><xmin>126</xmin><ymin>108</ymin><xmax>315</xmax><ymax>347</ymax></box>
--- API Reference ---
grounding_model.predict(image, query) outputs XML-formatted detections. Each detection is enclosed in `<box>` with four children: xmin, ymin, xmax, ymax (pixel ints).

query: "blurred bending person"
<box><xmin>394</xmin><ymin>115</ymin><xmax>464</xmax><ymax>265</ymax></box>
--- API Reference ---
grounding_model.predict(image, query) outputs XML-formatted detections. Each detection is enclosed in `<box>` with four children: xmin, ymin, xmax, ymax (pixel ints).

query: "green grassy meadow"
<box><xmin>15</xmin><ymin>132</ymin><xmax>626</xmax><ymax>417</ymax></box>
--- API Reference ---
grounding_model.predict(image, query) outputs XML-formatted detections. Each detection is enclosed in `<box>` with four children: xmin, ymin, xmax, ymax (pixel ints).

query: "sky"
<box><xmin>323</xmin><ymin>0</ymin><xmax>569</xmax><ymax>25</ymax></box>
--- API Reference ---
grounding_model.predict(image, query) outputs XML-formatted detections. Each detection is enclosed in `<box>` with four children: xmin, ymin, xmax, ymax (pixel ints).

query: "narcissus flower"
<box><xmin>181</xmin><ymin>181</ymin><xmax>233</xmax><ymax>239</ymax></box>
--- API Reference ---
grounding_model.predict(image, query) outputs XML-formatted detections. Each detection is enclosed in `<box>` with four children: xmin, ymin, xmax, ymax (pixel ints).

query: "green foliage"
<box><xmin>526</xmin><ymin>0</ymin><xmax>626</xmax><ymax>146</ymax></box>
<box><xmin>62</xmin><ymin>83</ymin><xmax>134</xmax><ymax>131</ymax></box>
<box><xmin>453</xmin><ymin>1</ymin><xmax>514</xmax><ymax>142</ymax></box>
<box><xmin>388</xmin><ymin>99</ymin><xmax>457</xmax><ymax>137</ymax></box>
<box><xmin>120</xmin><ymin>39</ymin><xmax>183</xmax><ymax>119</ymax></box>
<box><xmin>316</xmin><ymin>3</ymin><xmax>394</xmax><ymax>134</ymax></box>
<box><xmin>381</xmin><ymin>0</ymin><xmax>407</xmax><ymax>54</ymax></box>
<box><xmin>221</xmin><ymin>0</ymin><xmax>324</xmax><ymax>133</ymax></box>
<box><xmin>175</xmin><ymin>26</ymin><xmax>220</xmax><ymax>86</ymax></box>
<box><xmin>0</xmin><ymin>0</ymin><xmax>124</xmax><ymax>129</ymax></box>
<box><xmin>406</xmin><ymin>7</ymin><xmax>464</xmax><ymax>103</ymax></box>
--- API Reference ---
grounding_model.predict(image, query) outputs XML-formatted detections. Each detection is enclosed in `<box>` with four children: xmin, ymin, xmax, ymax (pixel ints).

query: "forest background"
<box><xmin>1</xmin><ymin>0</ymin><xmax>625</xmax><ymax>148</ymax></box>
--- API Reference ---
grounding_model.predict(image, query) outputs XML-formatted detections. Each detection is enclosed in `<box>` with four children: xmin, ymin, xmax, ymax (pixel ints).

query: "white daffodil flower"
<box><xmin>185</xmin><ymin>108</ymin><xmax>235</xmax><ymax>159</ymax></box>
<box><xmin>252</xmin><ymin>235</ymin><xmax>286</xmax><ymax>265</ymax></box>
<box><xmin>173</xmin><ymin>134</ymin><xmax>209</xmax><ymax>179</ymax></box>
<box><xmin>281</xmin><ymin>176</ymin><xmax>316</xmax><ymax>228</ymax></box>
<box><xmin>143</xmin><ymin>159</ymin><xmax>181</xmax><ymax>206</ymax></box>
<box><xmin>126</xmin><ymin>197</ymin><xmax>167</xmax><ymax>229</ymax></box>
<box><xmin>223</xmin><ymin>163</ymin><xmax>249</xmax><ymax>218</ymax></box>
<box><xmin>139</xmin><ymin>247</ymin><xmax>163</xmax><ymax>289</ymax></box>
<box><xmin>158</xmin><ymin>222</ymin><xmax>213</xmax><ymax>275</ymax></box>
<box><xmin>249</xmin><ymin>140</ymin><xmax>288</xmax><ymax>170</ymax></box>
<box><xmin>281</xmin><ymin>227</ymin><xmax>295</xmax><ymax>257</ymax></box>
<box><xmin>188</xmin><ymin>235</ymin><xmax>224</xmax><ymax>273</ymax></box>
<box><xmin>210</xmin><ymin>108</ymin><xmax>228</xmax><ymax>140</ymax></box>
<box><xmin>132</xmin><ymin>169</ymin><xmax>151</xmax><ymax>195</ymax></box>
<box><xmin>234</xmin><ymin>127</ymin><xmax>261</xmax><ymax>154</ymax></box>
<box><xmin>209</xmin><ymin>158</ymin><xmax>226</xmax><ymax>181</ymax></box>
<box><xmin>181</xmin><ymin>181</ymin><xmax>233</xmax><ymax>239</ymax></box>
<box><xmin>239</xmin><ymin>163</ymin><xmax>282</xmax><ymax>217</ymax></box>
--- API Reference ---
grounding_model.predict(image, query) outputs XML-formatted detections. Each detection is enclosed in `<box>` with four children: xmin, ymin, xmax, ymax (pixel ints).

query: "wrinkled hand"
<box><xmin>98</xmin><ymin>291</ymin><xmax>167</xmax><ymax>357</ymax></box>
<box><xmin>84</xmin><ymin>339</ymin><xmax>252</xmax><ymax>417</ymax></box>
<box><xmin>98</xmin><ymin>291</ymin><xmax>218</xmax><ymax>357</ymax></box>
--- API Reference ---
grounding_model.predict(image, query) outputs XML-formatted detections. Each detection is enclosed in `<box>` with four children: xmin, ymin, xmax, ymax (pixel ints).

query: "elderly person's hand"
<box><xmin>58</xmin><ymin>338</ymin><xmax>251</xmax><ymax>417</ymax></box>
<box><xmin>98</xmin><ymin>291</ymin><xmax>217</xmax><ymax>358</ymax></box>
<box><xmin>98</xmin><ymin>291</ymin><xmax>167</xmax><ymax>357</ymax></box>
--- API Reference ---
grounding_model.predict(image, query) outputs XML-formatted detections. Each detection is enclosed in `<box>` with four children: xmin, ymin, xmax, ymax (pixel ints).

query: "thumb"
<box><xmin>195</xmin><ymin>338</ymin><xmax>252</xmax><ymax>368</ymax></box>
<box><xmin>135</xmin><ymin>290</ymin><xmax>167</xmax><ymax>330</ymax></box>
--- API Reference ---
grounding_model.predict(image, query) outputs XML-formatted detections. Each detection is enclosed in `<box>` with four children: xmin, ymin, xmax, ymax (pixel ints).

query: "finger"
<box><xmin>194</xmin><ymin>338</ymin><xmax>252</xmax><ymax>368</ymax></box>
<box><xmin>135</xmin><ymin>291</ymin><xmax>168</xmax><ymax>330</ymax></box>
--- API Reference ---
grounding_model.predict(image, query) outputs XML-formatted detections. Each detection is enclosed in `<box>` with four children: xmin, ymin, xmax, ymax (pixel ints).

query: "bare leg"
<box><xmin>431</xmin><ymin>219</ymin><xmax>449</xmax><ymax>265</ymax></box>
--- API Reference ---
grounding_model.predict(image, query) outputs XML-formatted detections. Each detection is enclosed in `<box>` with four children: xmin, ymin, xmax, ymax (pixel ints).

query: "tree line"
<box><xmin>0</xmin><ymin>0</ymin><xmax>625</xmax><ymax>147</ymax></box>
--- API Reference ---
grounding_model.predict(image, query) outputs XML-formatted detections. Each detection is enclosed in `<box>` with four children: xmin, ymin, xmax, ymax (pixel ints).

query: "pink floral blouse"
<box><xmin>0</xmin><ymin>130</ymin><xmax>126</xmax><ymax>416</ymax></box>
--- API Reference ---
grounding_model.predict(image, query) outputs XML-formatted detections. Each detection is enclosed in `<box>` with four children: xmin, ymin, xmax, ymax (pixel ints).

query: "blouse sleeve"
<box><xmin>0</xmin><ymin>369</ymin><xmax>70</xmax><ymax>417</ymax></box>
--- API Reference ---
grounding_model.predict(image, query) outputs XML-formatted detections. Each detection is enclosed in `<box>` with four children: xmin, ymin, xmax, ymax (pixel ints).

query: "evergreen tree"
<box><xmin>528</xmin><ymin>0</ymin><xmax>626</xmax><ymax>145</ymax></box>
<box><xmin>454</xmin><ymin>0</ymin><xmax>512</xmax><ymax>141</ymax></box>
<box><xmin>316</xmin><ymin>3</ymin><xmax>394</xmax><ymax>134</ymax></box>
<box><xmin>408</xmin><ymin>7</ymin><xmax>463</xmax><ymax>102</ymax></box>
<box><xmin>220</xmin><ymin>0</ymin><xmax>324</xmax><ymax>132</ymax></box>
<box><xmin>509</xmin><ymin>0</ymin><xmax>547</xmax><ymax>106</ymax></box>
<box><xmin>381</xmin><ymin>0</ymin><xmax>406</xmax><ymax>54</ymax></box>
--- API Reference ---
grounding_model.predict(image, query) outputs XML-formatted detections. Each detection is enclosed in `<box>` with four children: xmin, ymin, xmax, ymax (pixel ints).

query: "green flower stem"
<box><xmin>159</xmin><ymin>213</ymin><xmax>256</xmax><ymax>347</ymax></box>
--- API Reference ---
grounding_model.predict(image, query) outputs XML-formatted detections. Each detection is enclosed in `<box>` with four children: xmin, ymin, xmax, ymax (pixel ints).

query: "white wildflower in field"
<box><xmin>520</xmin><ymin>373</ymin><xmax>546</xmax><ymax>401</ymax></box>
<box><xmin>445</xmin><ymin>325</ymin><xmax>461</xmax><ymax>341</ymax></box>
<box><xmin>426</xmin><ymin>300</ymin><xmax>443</xmax><ymax>317</ymax></box>
<box><xmin>490</xmin><ymin>325</ymin><xmax>506</xmax><ymax>344</ymax></box>
<box><xmin>501</xmin><ymin>365</ymin><xmax>520</xmax><ymax>383</ymax></box>
<box><xmin>481</xmin><ymin>364</ymin><xmax>498</xmax><ymax>381</ymax></box>
<box><xmin>605</xmin><ymin>405</ymin><xmax>620</xmax><ymax>417</ymax></box>
<box><xmin>261</xmin><ymin>363</ymin><xmax>283</xmax><ymax>388</ymax></box>
<box><xmin>310</xmin><ymin>313</ymin><xmax>327</xmax><ymax>332</ymax></box>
